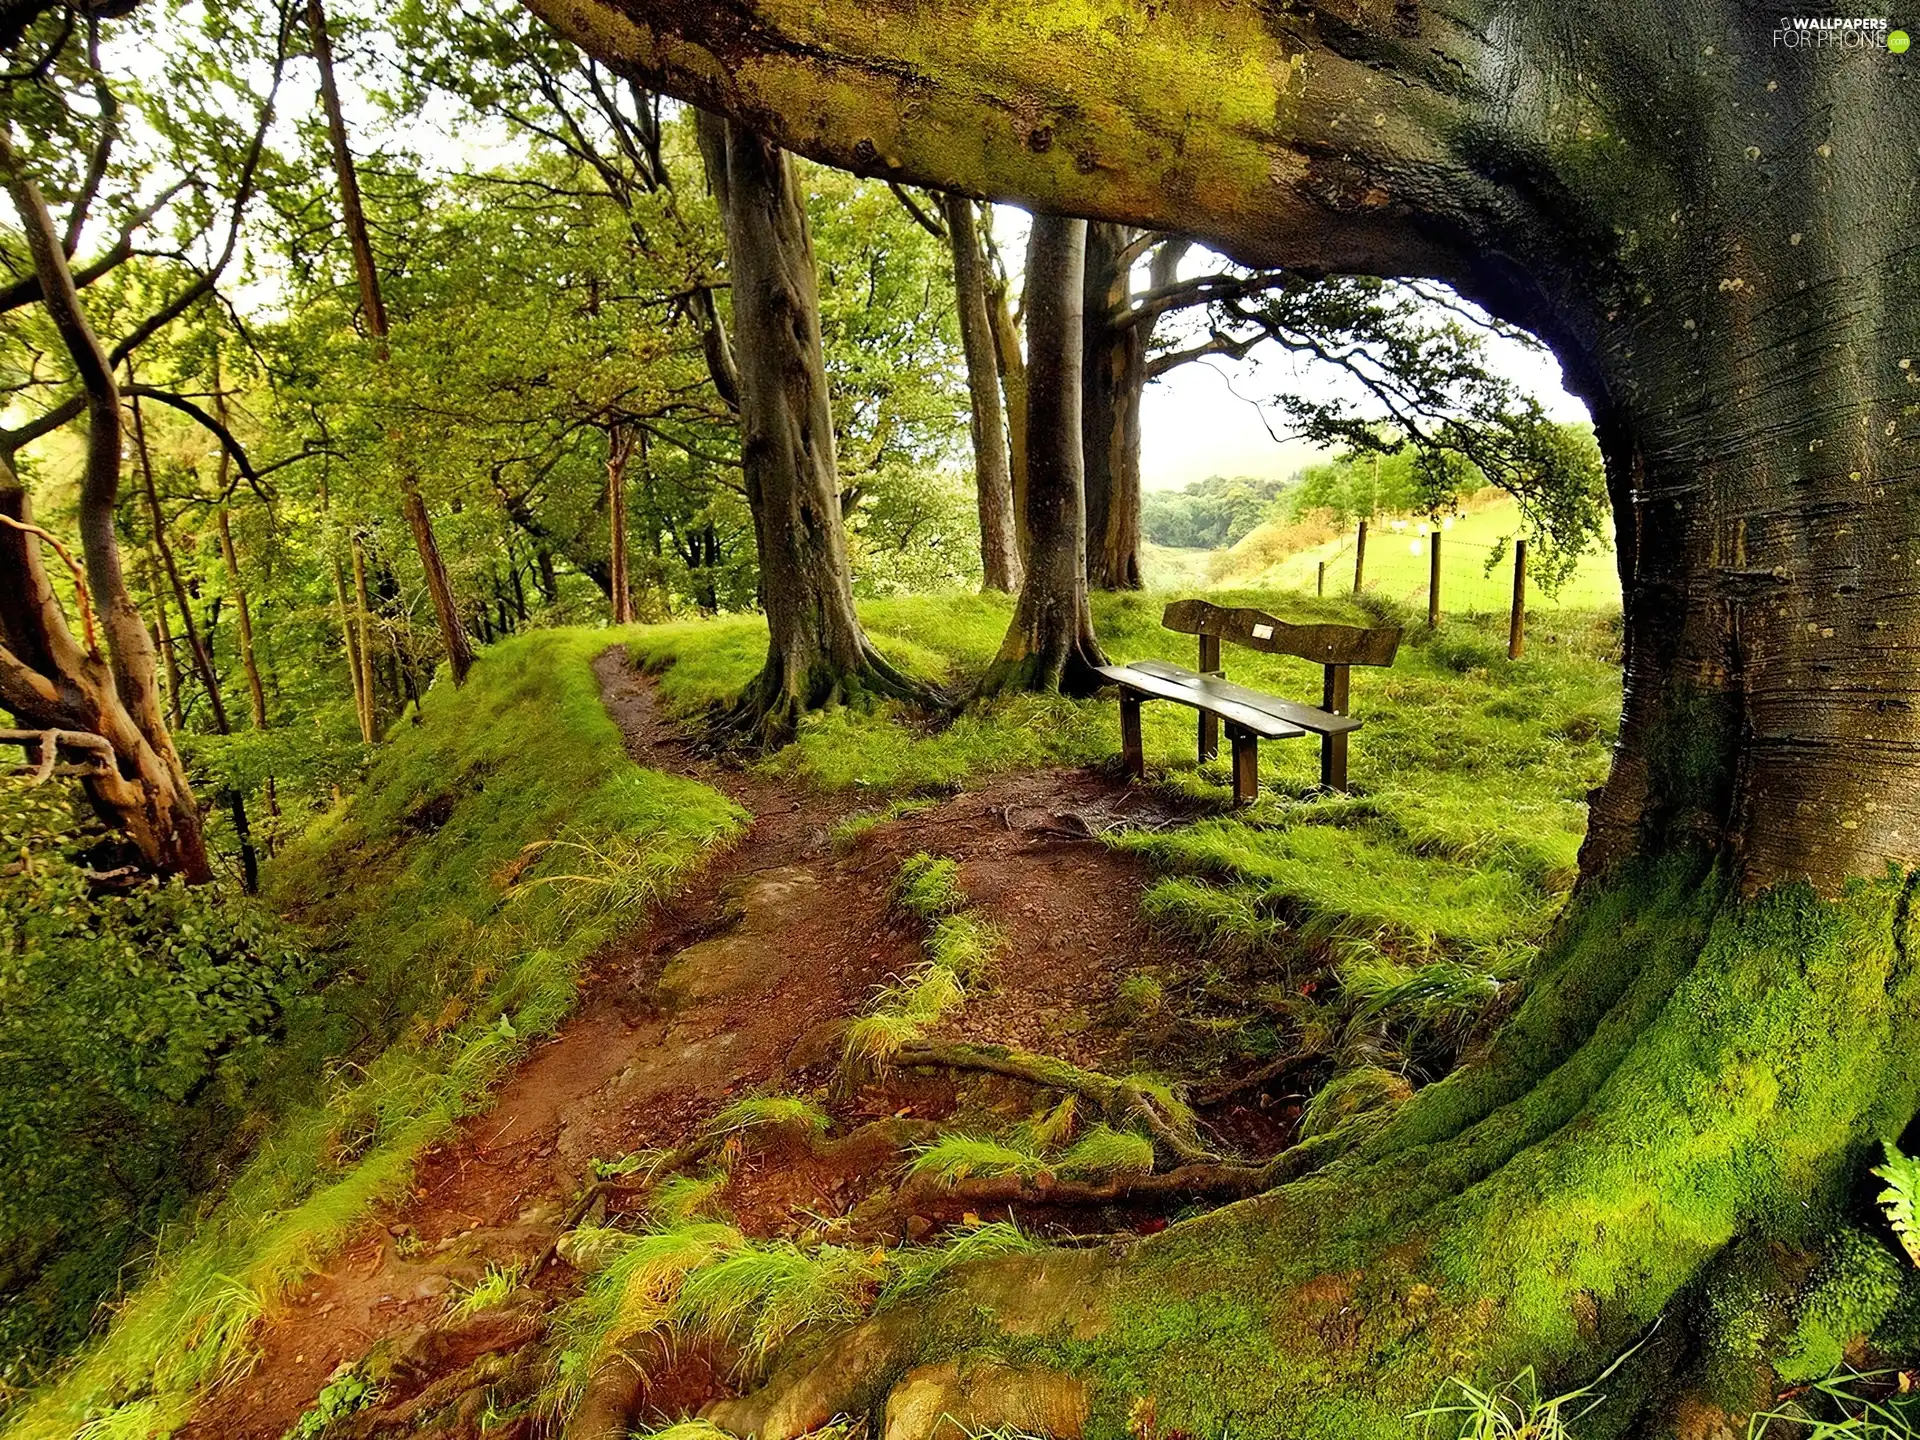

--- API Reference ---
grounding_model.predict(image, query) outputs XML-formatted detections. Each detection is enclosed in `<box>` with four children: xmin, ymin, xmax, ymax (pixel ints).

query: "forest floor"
<box><xmin>183</xmin><ymin>650</ymin><xmax>1249</xmax><ymax>1440</ymax></box>
<box><xmin>6</xmin><ymin>592</ymin><xmax>1618</xmax><ymax>1440</ymax></box>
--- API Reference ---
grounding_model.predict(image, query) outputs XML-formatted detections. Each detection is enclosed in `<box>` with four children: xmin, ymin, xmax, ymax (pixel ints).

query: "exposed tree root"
<box><xmin>891</xmin><ymin>1040</ymin><xmax>1215</xmax><ymax>1165</ymax></box>
<box><xmin>882</xmin><ymin>1361</ymin><xmax>1090</xmax><ymax>1439</ymax></box>
<box><xmin>910</xmin><ymin>1159</ymin><xmax>1275</xmax><ymax>1207</ymax></box>
<box><xmin>713</xmin><ymin>643</ymin><xmax>945</xmax><ymax>751</ymax></box>
<box><xmin>1193</xmin><ymin>1048</ymin><xmax>1330</xmax><ymax>1108</ymax></box>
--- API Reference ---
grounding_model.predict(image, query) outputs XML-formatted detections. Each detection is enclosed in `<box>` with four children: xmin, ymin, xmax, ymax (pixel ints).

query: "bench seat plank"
<box><xmin>1093</xmin><ymin>664</ymin><xmax>1306</xmax><ymax>740</ymax></box>
<box><xmin>1126</xmin><ymin>660</ymin><xmax>1363</xmax><ymax>736</ymax></box>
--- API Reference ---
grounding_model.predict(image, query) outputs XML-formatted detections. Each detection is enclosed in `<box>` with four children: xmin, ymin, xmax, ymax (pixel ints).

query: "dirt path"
<box><xmin>183</xmin><ymin>651</ymin><xmax>1219</xmax><ymax>1440</ymax></box>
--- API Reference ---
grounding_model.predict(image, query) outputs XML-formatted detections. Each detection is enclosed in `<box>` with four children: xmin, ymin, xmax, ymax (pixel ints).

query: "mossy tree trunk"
<box><xmin>695</xmin><ymin>112</ymin><xmax>938</xmax><ymax>743</ymax></box>
<box><xmin>0</xmin><ymin>145</ymin><xmax>211</xmax><ymax>883</ymax></box>
<box><xmin>978</xmin><ymin>214</ymin><xmax>1109</xmax><ymax>697</ymax></box>
<box><xmin>522</xmin><ymin>0</ymin><xmax>1920</xmax><ymax>1427</ymax></box>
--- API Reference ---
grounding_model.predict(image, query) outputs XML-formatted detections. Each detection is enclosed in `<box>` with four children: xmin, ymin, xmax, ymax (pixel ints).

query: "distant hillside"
<box><xmin>1149</xmin><ymin>491</ymin><xmax>1621</xmax><ymax>612</ymax></box>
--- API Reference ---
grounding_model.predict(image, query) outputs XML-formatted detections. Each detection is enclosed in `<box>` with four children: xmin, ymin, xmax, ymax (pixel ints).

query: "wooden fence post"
<box><xmin>1316</xmin><ymin>559</ymin><xmax>1326</xmax><ymax>596</ymax></box>
<box><xmin>1352</xmin><ymin>519</ymin><xmax>1368</xmax><ymax>594</ymax></box>
<box><xmin>1427</xmin><ymin>531</ymin><xmax>1441</xmax><ymax>629</ymax></box>
<box><xmin>1508</xmin><ymin>537</ymin><xmax>1528</xmax><ymax>659</ymax></box>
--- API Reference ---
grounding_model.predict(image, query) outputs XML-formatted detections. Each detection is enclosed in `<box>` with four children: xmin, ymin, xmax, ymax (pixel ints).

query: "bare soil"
<box><xmin>181</xmin><ymin>652</ymin><xmax>1294</xmax><ymax>1440</ymax></box>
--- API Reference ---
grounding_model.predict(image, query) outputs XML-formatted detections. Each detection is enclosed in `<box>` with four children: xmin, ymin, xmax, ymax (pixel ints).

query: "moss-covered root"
<box><xmin>702</xmin><ymin>1251</ymin><xmax>1108</xmax><ymax>1439</ymax></box>
<box><xmin>891</xmin><ymin>1040</ymin><xmax>1215</xmax><ymax>1166</ymax></box>
<box><xmin>697</xmin><ymin>864</ymin><xmax>1920</xmax><ymax>1439</ymax></box>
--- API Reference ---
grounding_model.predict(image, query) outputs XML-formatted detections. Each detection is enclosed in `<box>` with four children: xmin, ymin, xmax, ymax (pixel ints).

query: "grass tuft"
<box><xmin>895</xmin><ymin>851</ymin><xmax>967</xmax><ymax>919</ymax></box>
<box><xmin>879</xmin><ymin>1221</ymin><xmax>1046</xmax><ymax>1306</ymax></box>
<box><xmin>672</xmin><ymin>1242</ymin><xmax>882</xmax><ymax>1367</ymax></box>
<box><xmin>1057</xmin><ymin>1125</ymin><xmax>1156</xmax><ymax>1179</ymax></box>
<box><xmin>908</xmin><ymin>1135</ymin><xmax>1048</xmax><ymax>1186</ymax></box>
<box><xmin>1299</xmin><ymin>1065</ymin><xmax>1415</xmax><ymax>1140</ymax></box>
<box><xmin>705</xmin><ymin>1094</ymin><xmax>831</xmax><ymax>1142</ymax></box>
<box><xmin>445</xmin><ymin>1262</ymin><xmax>522</xmax><ymax>1322</ymax></box>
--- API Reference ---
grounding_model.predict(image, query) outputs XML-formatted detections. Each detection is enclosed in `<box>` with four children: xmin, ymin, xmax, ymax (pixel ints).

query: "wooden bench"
<box><xmin>1094</xmin><ymin>599</ymin><xmax>1402</xmax><ymax>805</ymax></box>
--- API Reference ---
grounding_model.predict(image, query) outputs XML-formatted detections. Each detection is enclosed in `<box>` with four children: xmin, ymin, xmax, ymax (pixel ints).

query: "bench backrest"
<box><xmin>1162</xmin><ymin>599</ymin><xmax>1400</xmax><ymax>668</ymax></box>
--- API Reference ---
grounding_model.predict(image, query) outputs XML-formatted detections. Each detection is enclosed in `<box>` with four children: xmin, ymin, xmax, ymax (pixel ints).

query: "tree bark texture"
<box><xmin>942</xmin><ymin>193</ymin><xmax>1022</xmax><ymax>594</ymax></box>
<box><xmin>695</xmin><ymin>110</ymin><xmax>934</xmax><ymax>742</ymax></box>
<box><xmin>522</xmin><ymin>0</ymin><xmax>1920</xmax><ymax>898</ymax></box>
<box><xmin>978</xmin><ymin>214</ymin><xmax>1107</xmax><ymax>697</ymax></box>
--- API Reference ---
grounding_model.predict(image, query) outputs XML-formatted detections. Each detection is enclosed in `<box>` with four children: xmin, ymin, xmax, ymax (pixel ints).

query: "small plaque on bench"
<box><xmin>1251</xmin><ymin>623</ymin><xmax>1274</xmax><ymax>639</ymax></box>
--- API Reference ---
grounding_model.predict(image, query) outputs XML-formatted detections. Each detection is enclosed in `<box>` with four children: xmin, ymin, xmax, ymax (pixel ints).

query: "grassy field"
<box><xmin>632</xmin><ymin>586</ymin><xmax>1621</xmax><ymax>972</ymax></box>
<box><xmin>1223</xmin><ymin>495</ymin><xmax>1622</xmax><ymax>614</ymax></box>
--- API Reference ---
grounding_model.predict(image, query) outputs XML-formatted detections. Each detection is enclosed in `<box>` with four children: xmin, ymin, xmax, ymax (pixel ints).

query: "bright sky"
<box><xmin>976</xmin><ymin>208</ymin><xmax>1592</xmax><ymax>494</ymax></box>
<box><xmin>1139</xmin><ymin>320</ymin><xmax>1590</xmax><ymax>491</ymax></box>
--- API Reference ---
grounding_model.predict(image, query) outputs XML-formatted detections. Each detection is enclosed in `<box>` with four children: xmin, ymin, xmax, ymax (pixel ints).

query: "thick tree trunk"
<box><xmin>695</xmin><ymin>110</ymin><xmax>936</xmax><ymax>743</ymax></box>
<box><xmin>978</xmin><ymin>215</ymin><xmax>1107</xmax><ymax>697</ymax></box>
<box><xmin>941</xmin><ymin>193</ymin><xmax>1021</xmax><ymax>594</ymax></box>
<box><xmin>0</xmin><ymin>148</ymin><xmax>209</xmax><ymax>882</ymax></box>
<box><xmin>1081</xmin><ymin>222</ymin><xmax>1145</xmax><ymax>591</ymax></box>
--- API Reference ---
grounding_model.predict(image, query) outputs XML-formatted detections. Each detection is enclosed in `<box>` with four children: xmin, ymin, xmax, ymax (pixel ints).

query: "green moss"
<box><xmin>969</xmin><ymin>864</ymin><xmax>1920</xmax><ymax>1438</ymax></box>
<box><xmin>1776</xmin><ymin>1230</ymin><xmax>1906</xmax><ymax>1383</ymax></box>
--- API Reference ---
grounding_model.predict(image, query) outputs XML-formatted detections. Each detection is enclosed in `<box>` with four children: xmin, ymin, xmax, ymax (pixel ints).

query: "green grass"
<box><xmin>1245</xmin><ymin>494</ymin><xmax>1623</xmax><ymax>613</ymax></box>
<box><xmin>705</xmin><ymin>1094</ymin><xmax>831</xmax><ymax>1141</ymax></box>
<box><xmin>908</xmin><ymin>1134</ymin><xmax>1051</xmax><ymax>1186</ymax></box>
<box><xmin>4</xmin><ymin>629</ymin><xmax>744</xmax><ymax>1440</ymax></box>
<box><xmin>895</xmin><ymin>851</ymin><xmax>967</xmax><ymax>919</ymax></box>
<box><xmin>445</xmin><ymin>1262</ymin><xmax>523</xmax><ymax>1322</ymax></box>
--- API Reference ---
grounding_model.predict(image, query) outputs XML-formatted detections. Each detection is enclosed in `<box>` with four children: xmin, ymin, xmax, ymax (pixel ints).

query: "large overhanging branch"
<box><xmin>517</xmin><ymin>0</ymin><xmax>1497</xmax><ymax>281</ymax></box>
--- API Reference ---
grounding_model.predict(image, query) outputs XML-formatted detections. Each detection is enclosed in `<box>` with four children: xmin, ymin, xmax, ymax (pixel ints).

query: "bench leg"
<box><xmin>1198</xmin><ymin>710</ymin><xmax>1219</xmax><ymax>764</ymax></box>
<box><xmin>1119</xmin><ymin>694</ymin><xmax>1145</xmax><ymax>780</ymax></box>
<box><xmin>1230</xmin><ymin>726</ymin><xmax>1259</xmax><ymax>806</ymax></box>
<box><xmin>1320</xmin><ymin>732</ymin><xmax>1349</xmax><ymax>792</ymax></box>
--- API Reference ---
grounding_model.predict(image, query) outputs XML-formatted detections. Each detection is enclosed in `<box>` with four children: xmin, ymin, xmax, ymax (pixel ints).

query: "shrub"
<box><xmin>0</xmin><ymin>785</ymin><xmax>313</xmax><ymax>1380</ymax></box>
